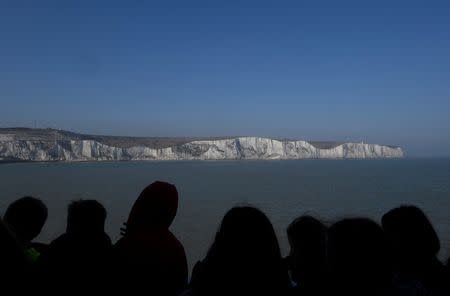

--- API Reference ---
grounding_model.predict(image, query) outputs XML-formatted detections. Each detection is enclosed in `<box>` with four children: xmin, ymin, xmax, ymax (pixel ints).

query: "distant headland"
<box><xmin>0</xmin><ymin>128</ymin><xmax>404</xmax><ymax>162</ymax></box>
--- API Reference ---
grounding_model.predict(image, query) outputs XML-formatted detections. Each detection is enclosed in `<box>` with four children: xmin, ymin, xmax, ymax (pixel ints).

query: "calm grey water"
<box><xmin>1</xmin><ymin>159</ymin><xmax>449</xmax><ymax>269</ymax></box>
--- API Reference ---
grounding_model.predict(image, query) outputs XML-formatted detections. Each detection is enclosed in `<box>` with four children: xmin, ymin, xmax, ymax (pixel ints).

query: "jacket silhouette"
<box><xmin>114</xmin><ymin>181</ymin><xmax>187</xmax><ymax>296</ymax></box>
<box><xmin>38</xmin><ymin>200</ymin><xmax>112</xmax><ymax>291</ymax></box>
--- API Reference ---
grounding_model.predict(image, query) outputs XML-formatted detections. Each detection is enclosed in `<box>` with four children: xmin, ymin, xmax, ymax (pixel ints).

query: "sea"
<box><xmin>1</xmin><ymin>158</ymin><xmax>449</xmax><ymax>269</ymax></box>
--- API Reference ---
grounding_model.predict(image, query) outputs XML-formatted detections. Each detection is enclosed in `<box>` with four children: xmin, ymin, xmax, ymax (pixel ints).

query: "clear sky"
<box><xmin>1</xmin><ymin>1</ymin><xmax>449</xmax><ymax>156</ymax></box>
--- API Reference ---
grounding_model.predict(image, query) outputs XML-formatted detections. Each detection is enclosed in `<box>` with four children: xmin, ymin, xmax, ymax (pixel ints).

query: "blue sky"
<box><xmin>1</xmin><ymin>1</ymin><xmax>449</xmax><ymax>156</ymax></box>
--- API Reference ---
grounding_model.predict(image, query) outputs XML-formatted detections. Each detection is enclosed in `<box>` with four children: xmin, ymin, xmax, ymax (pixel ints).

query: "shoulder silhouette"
<box><xmin>114</xmin><ymin>181</ymin><xmax>187</xmax><ymax>296</ymax></box>
<box><xmin>0</xmin><ymin>218</ymin><xmax>30</xmax><ymax>282</ymax></box>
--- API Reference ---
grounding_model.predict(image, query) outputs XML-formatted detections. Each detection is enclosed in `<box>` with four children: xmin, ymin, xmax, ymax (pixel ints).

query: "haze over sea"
<box><xmin>1</xmin><ymin>158</ymin><xmax>449</xmax><ymax>268</ymax></box>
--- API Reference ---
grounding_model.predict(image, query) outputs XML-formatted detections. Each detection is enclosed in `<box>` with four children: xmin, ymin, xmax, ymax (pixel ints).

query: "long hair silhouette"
<box><xmin>190</xmin><ymin>206</ymin><xmax>289</xmax><ymax>296</ymax></box>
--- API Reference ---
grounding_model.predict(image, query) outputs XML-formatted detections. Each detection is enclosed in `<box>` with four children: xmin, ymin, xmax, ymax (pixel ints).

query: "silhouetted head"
<box><xmin>328</xmin><ymin>218</ymin><xmax>389</xmax><ymax>294</ymax></box>
<box><xmin>382</xmin><ymin>205</ymin><xmax>440</xmax><ymax>269</ymax></box>
<box><xmin>126</xmin><ymin>181</ymin><xmax>178</xmax><ymax>232</ymax></box>
<box><xmin>67</xmin><ymin>200</ymin><xmax>107</xmax><ymax>235</ymax></box>
<box><xmin>195</xmin><ymin>206</ymin><xmax>287</xmax><ymax>294</ymax></box>
<box><xmin>213</xmin><ymin>206</ymin><xmax>281</xmax><ymax>265</ymax></box>
<box><xmin>3</xmin><ymin>196</ymin><xmax>48</xmax><ymax>244</ymax></box>
<box><xmin>287</xmin><ymin>215</ymin><xmax>327</xmax><ymax>285</ymax></box>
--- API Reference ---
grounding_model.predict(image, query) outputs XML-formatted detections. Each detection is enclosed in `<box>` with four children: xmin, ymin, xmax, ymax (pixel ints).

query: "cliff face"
<box><xmin>0</xmin><ymin>136</ymin><xmax>404</xmax><ymax>161</ymax></box>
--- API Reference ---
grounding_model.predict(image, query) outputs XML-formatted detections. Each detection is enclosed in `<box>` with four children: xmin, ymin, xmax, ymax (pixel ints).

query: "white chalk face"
<box><xmin>0</xmin><ymin>133</ymin><xmax>403</xmax><ymax>162</ymax></box>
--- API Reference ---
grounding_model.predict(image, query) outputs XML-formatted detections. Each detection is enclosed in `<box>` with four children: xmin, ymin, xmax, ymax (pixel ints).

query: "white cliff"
<box><xmin>0</xmin><ymin>136</ymin><xmax>404</xmax><ymax>161</ymax></box>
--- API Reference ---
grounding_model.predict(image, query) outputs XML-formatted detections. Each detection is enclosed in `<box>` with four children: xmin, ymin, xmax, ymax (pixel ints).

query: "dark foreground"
<box><xmin>1</xmin><ymin>181</ymin><xmax>449</xmax><ymax>295</ymax></box>
<box><xmin>2</xmin><ymin>159</ymin><xmax>449</xmax><ymax>268</ymax></box>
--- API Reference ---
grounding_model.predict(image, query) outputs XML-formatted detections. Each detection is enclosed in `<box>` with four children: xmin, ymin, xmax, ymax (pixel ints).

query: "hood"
<box><xmin>127</xmin><ymin>181</ymin><xmax>178</xmax><ymax>231</ymax></box>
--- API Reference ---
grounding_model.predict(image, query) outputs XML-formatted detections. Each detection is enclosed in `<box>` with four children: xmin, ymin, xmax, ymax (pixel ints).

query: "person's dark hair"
<box><xmin>3</xmin><ymin>196</ymin><xmax>48</xmax><ymax>244</ymax></box>
<box><xmin>328</xmin><ymin>218</ymin><xmax>390</xmax><ymax>295</ymax></box>
<box><xmin>192</xmin><ymin>206</ymin><xmax>288</xmax><ymax>295</ymax></box>
<box><xmin>287</xmin><ymin>216</ymin><xmax>327</xmax><ymax>286</ymax></box>
<box><xmin>382</xmin><ymin>205</ymin><xmax>448</xmax><ymax>294</ymax></box>
<box><xmin>382</xmin><ymin>205</ymin><xmax>440</xmax><ymax>264</ymax></box>
<box><xmin>67</xmin><ymin>199</ymin><xmax>107</xmax><ymax>234</ymax></box>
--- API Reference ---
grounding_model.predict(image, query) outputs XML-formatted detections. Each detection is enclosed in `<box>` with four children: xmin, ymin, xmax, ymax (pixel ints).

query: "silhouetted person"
<box><xmin>114</xmin><ymin>181</ymin><xmax>187</xmax><ymax>296</ymax></box>
<box><xmin>38</xmin><ymin>199</ymin><xmax>112</xmax><ymax>290</ymax></box>
<box><xmin>3</xmin><ymin>196</ymin><xmax>48</xmax><ymax>261</ymax></box>
<box><xmin>286</xmin><ymin>216</ymin><xmax>328</xmax><ymax>295</ymax></box>
<box><xmin>328</xmin><ymin>218</ymin><xmax>391</xmax><ymax>296</ymax></box>
<box><xmin>382</xmin><ymin>206</ymin><xmax>447</xmax><ymax>296</ymax></box>
<box><xmin>185</xmin><ymin>206</ymin><xmax>290</xmax><ymax>296</ymax></box>
<box><xmin>446</xmin><ymin>258</ymin><xmax>450</xmax><ymax>295</ymax></box>
<box><xmin>0</xmin><ymin>218</ymin><xmax>30</xmax><ymax>286</ymax></box>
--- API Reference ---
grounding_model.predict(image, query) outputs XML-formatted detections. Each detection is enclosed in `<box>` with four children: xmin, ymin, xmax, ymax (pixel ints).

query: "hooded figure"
<box><xmin>114</xmin><ymin>181</ymin><xmax>187</xmax><ymax>296</ymax></box>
